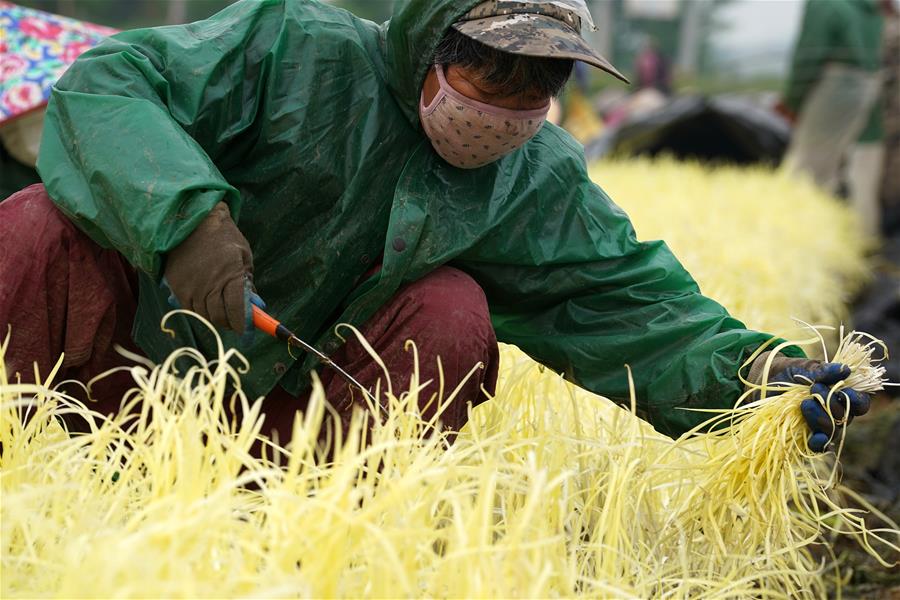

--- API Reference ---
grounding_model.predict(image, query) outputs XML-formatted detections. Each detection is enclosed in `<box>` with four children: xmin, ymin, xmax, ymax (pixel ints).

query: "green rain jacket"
<box><xmin>785</xmin><ymin>0</ymin><xmax>884</xmax><ymax>142</ymax></box>
<box><xmin>37</xmin><ymin>0</ymin><xmax>797</xmax><ymax>439</ymax></box>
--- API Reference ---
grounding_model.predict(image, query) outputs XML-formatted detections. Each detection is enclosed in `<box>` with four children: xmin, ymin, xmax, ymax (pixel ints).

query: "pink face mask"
<box><xmin>419</xmin><ymin>65</ymin><xmax>550</xmax><ymax>169</ymax></box>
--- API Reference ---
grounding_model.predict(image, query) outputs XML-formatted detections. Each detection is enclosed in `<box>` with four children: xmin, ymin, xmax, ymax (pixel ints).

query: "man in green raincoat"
<box><xmin>0</xmin><ymin>0</ymin><xmax>870</xmax><ymax>451</ymax></box>
<box><xmin>780</xmin><ymin>0</ymin><xmax>890</xmax><ymax>235</ymax></box>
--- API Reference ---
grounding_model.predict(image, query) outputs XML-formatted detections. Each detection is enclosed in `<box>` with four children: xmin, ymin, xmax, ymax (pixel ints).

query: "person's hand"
<box><xmin>747</xmin><ymin>352</ymin><xmax>871</xmax><ymax>452</ymax></box>
<box><xmin>163</xmin><ymin>202</ymin><xmax>260</xmax><ymax>335</ymax></box>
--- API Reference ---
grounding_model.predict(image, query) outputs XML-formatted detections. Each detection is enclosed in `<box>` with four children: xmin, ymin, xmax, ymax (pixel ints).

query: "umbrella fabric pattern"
<box><xmin>0</xmin><ymin>1</ymin><xmax>115</xmax><ymax>124</ymax></box>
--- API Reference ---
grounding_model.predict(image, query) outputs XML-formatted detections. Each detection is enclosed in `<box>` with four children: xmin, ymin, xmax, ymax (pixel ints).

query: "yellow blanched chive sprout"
<box><xmin>1</xmin><ymin>314</ymin><xmax>897</xmax><ymax>598</ymax></box>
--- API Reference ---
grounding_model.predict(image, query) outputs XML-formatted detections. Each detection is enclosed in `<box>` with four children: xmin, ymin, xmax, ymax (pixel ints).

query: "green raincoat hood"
<box><xmin>382</xmin><ymin>0</ymin><xmax>482</xmax><ymax>126</ymax></box>
<box><xmin>38</xmin><ymin>0</ymin><xmax>793</xmax><ymax>439</ymax></box>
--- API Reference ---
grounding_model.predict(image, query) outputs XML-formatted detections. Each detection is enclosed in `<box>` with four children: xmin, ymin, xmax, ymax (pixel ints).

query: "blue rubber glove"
<box><xmin>748</xmin><ymin>352</ymin><xmax>871</xmax><ymax>452</ymax></box>
<box><xmin>162</xmin><ymin>275</ymin><xmax>266</xmax><ymax>346</ymax></box>
<box><xmin>240</xmin><ymin>280</ymin><xmax>267</xmax><ymax>347</ymax></box>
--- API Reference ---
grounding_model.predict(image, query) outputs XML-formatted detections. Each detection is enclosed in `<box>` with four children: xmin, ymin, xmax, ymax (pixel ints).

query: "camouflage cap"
<box><xmin>452</xmin><ymin>0</ymin><xmax>629</xmax><ymax>83</ymax></box>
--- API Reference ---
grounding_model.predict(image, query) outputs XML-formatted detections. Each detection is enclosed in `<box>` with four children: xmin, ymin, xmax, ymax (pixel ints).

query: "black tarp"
<box><xmin>586</xmin><ymin>95</ymin><xmax>791</xmax><ymax>165</ymax></box>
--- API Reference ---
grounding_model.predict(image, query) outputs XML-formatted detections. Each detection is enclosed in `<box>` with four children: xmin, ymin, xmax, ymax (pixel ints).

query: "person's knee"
<box><xmin>0</xmin><ymin>183</ymin><xmax>138</xmax><ymax>385</ymax></box>
<box><xmin>404</xmin><ymin>266</ymin><xmax>495</xmax><ymax>359</ymax></box>
<box><xmin>384</xmin><ymin>268</ymin><xmax>495</xmax><ymax>434</ymax></box>
<box><xmin>0</xmin><ymin>184</ymin><xmax>78</xmax><ymax>244</ymax></box>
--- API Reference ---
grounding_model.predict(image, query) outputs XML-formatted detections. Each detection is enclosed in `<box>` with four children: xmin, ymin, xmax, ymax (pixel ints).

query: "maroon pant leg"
<box><xmin>0</xmin><ymin>184</ymin><xmax>140</xmax><ymax>418</ymax></box>
<box><xmin>264</xmin><ymin>266</ymin><xmax>499</xmax><ymax>447</ymax></box>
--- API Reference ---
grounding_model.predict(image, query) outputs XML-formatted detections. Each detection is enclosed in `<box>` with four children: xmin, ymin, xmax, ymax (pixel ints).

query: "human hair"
<box><xmin>432</xmin><ymin>28</ymin><xmax>574</xmax><ymax>98</ymax></box>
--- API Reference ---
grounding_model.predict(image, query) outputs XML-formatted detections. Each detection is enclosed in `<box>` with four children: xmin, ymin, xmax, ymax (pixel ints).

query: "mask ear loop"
<box><xmin>420</xmin><ymin>64</ymin><xmax>446</xmax><ymax>116</ymax></box>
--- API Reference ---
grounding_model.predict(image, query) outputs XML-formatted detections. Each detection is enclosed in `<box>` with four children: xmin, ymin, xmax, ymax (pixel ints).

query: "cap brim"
<box><xmin>452</xmin><ymin>14</ymin><xmax>629</xmax><ymax>84</ymax></box>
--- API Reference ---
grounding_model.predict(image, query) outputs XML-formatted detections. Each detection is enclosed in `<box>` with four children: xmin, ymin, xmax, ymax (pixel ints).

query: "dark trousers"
<box><xmin>0</xmin><ymin>184</ymin><xmax>499</xmax><ymax>444</ymax></box>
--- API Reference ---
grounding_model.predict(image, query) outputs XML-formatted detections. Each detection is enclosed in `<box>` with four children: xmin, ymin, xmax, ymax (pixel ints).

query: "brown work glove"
<box><xmin>164</xmin><ymin>202</ymin><xmax>255</xmax><ymax>334</ymax></box>
<box><xmin>746</xmin><ymin>351</ymin><xmax>870</xmax><ymax>452</ymax></box>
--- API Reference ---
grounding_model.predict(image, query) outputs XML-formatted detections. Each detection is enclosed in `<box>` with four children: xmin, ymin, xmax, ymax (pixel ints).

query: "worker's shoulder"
<box><xmin>540</xmin><ymin>121</ymin><xmax>584</xmax><ymax>150</ymax></box>
<box><xmin>281</xmin><ymin>0</ymin><xmax>379</xmax><ymax>38</ymax></box>
<box><xmin>202</xmin><ymin>0</ymin><xmax>377</xmax><ymax>44</ymax></box>
<box><xmin>530</xmin><ymin>122</ymin><xmax>590</xmax><ymax>173</ymax></box>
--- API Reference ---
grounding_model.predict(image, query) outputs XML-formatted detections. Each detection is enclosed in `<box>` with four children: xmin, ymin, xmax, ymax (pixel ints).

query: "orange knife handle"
<box><xmin>252</xmin><ymin>305</ymin><xmax>294</xmax><ymax>343</ymax></box>
<box><xmin>252</xmin><ymin>305</ymin><xmax>281</xmax><ymax>338</ymax></box>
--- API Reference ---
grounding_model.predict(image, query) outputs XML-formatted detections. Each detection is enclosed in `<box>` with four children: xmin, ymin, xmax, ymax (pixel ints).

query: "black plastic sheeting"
<box><xmin>586</xmin><ymin>95</ymin><xmax>791</xmax><ymax>165</ymax></box>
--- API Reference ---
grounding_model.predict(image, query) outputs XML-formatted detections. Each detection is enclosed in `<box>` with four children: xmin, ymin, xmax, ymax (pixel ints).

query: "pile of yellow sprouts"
<box><xmin>2</xmin><ymin>160</ymin><xmax>895</xmax><ymax>597</ymax></box>
<box><xmin>590</xmin><ymin>158</ymin><xmax>872</xmax><ymax>339</ymax></box>
<box><xmin>1</xmin><ymin>317</ymin><xmax>896</xmax><ymax>598</ymax></box>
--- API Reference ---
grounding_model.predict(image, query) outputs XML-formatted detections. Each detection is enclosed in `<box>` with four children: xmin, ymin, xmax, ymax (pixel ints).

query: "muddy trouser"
<box><xmin>783</xmin><ymin>64</ymin><xmax>882</xmax><ymax>204</ymax></box>
<box><xmin>0</xmin><ymin>184</ymin><xmax>499</xmax><ymax>445</ymax></box>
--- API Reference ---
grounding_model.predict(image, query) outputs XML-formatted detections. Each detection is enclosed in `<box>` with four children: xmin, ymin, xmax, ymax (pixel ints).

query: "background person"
<box><xmin>779</xmin><ymin>0</ymin><xmax>889</xmax><ymax>235</ymax></box>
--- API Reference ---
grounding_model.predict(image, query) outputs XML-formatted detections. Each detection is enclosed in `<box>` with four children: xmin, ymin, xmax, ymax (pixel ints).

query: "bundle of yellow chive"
<box><xmin>2</xmin><ymin>159</ymin><xmax>897</xmax><ymax>598</ymax></box>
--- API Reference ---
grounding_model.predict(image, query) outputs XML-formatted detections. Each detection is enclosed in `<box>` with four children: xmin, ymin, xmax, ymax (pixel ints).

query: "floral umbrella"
<box><xmin>0</xmin><ymin>2</ymin><xmax>116</xmax><ymax>124</ymax></box>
